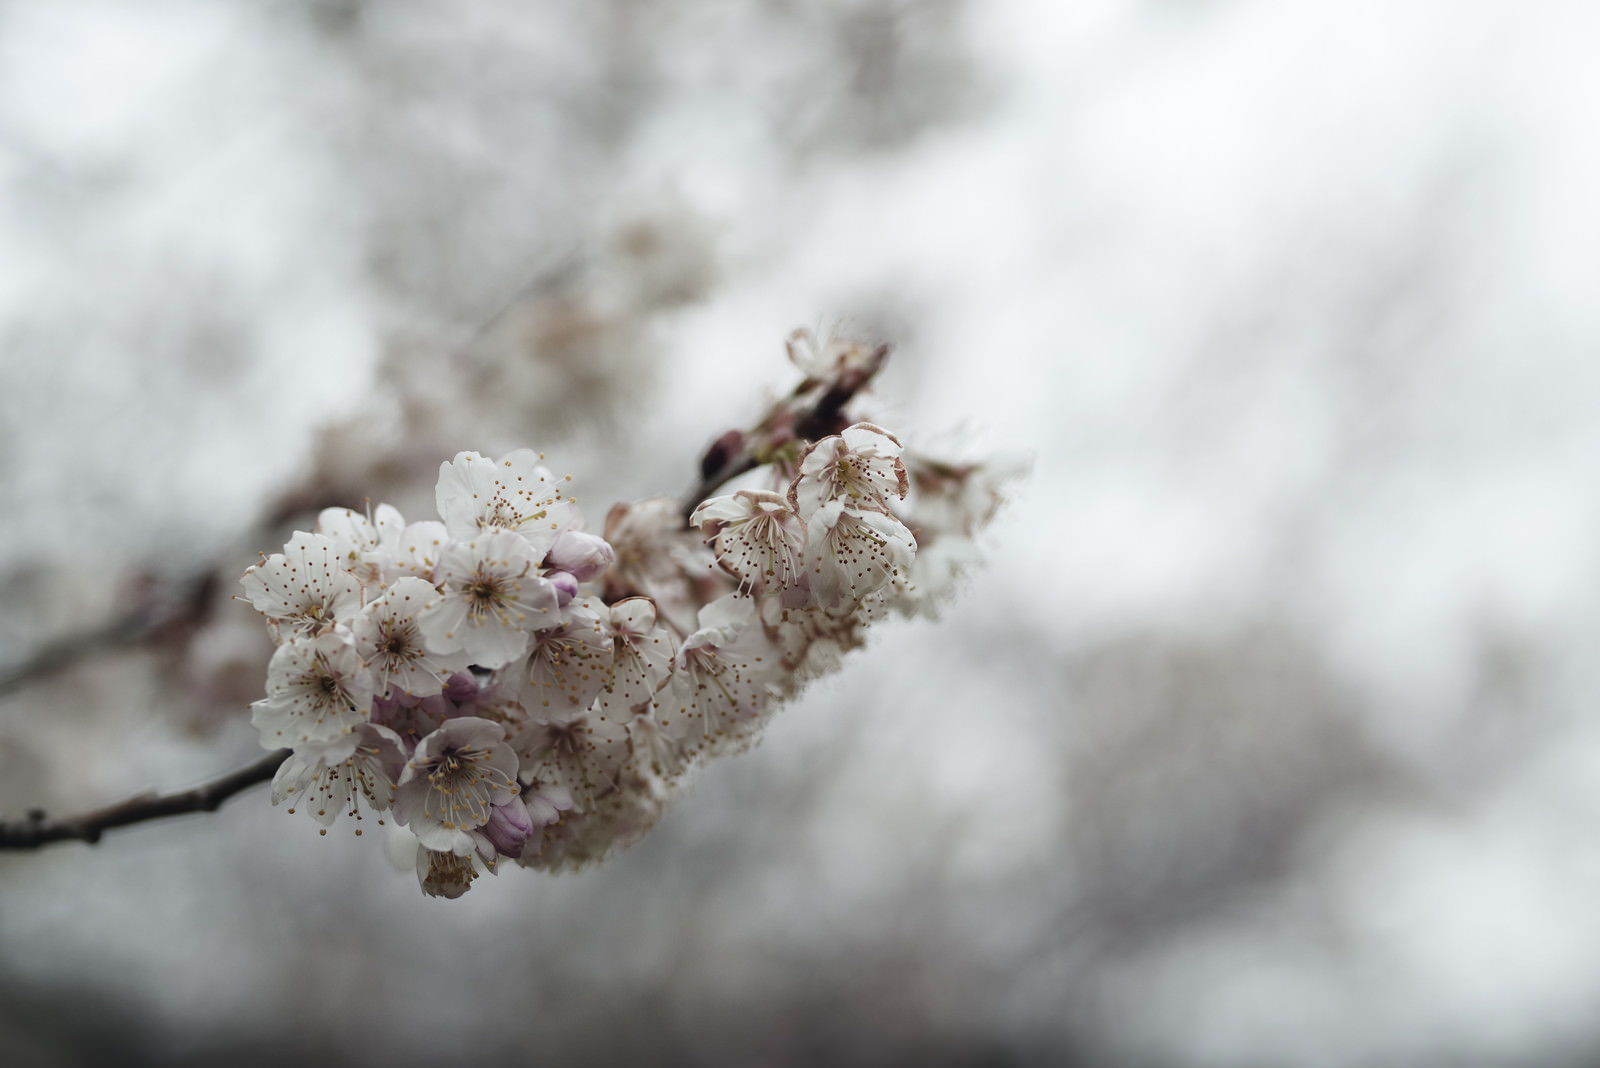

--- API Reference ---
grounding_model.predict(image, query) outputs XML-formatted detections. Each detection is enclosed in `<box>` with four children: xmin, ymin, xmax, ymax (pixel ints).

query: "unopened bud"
<box><xmin>544</xmin><ymin>530</ymin><xmax>615</xmax><ymax>583</ymax></box>
<box><xmin>443</xmin><ymin>672</ymin><xmax>480</xmax><ymax>703</ymax></box>
<box><xmin>700</xmin><ymin>429</ymin><xmax>744</xmax><ymax>479</ymax></box>
<box><xmin>547</xmin><ymin>570</ymin><xmax>579</xmax><ymax>605</ymax></box>
<box><xmin>481</xmin><ymin>798</ymin><xmax>537</xmax><ymax>858</ymax></box>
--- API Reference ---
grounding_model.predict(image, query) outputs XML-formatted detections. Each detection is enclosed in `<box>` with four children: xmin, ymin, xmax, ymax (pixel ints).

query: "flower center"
<box><xmin>464</xmin><ymin>574</ymin><xmax>508</xmax><ymax>621</ymax></box>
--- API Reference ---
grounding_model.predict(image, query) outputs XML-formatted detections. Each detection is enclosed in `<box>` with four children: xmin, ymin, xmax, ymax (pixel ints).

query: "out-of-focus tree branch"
<box><xmin>0</xmin><ymin>750</ymin><xmax>289</xmax><ymax>851</ymax></box>
<box><xmin>0</xmin><ymin>574</ymin><xmax>218</xmax><ymax>700</ymax></box>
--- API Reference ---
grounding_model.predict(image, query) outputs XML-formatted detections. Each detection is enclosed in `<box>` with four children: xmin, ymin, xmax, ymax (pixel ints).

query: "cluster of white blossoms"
<box><xmin>240</xmin><ymin>331</ymin><xmax>1017</xmax><ymax>897</ymax></box>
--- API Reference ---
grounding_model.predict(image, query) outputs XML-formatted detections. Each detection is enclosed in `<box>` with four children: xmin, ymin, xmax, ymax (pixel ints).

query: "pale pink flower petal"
<box><xmin>543</xmin><ymin>529</ymin><xmax>615</xmax><ymax>583</ymax></box>
<box><xmin>393</xmin><ymin>520</ymin><xmax>449</xmax><ymax>583</ymax></box>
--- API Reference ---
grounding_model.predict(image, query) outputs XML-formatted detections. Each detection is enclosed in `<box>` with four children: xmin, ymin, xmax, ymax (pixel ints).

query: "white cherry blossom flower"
<box><xmin>435</xmin><ymin>449</ymin><xmax>580</xmax><ymax>554</ymax></box>
<box><xmin>904</xmin><ymin>452</ymin><xmax>1026</xmax><ymax>538</ymax></box>
<box><xmin>518</xmin><ymin>769</ymin><xmax>663</xmax><ymax>873</ymax></box>
<box><xmin>419</xmin><ymin>531</ymin><xmax>559</xmax><ymax>668</ymax></box>
<box><xmin>893</xmin><ymin>533</ymin><xmax>984</xmax><ymax>619</ymax></box>
<box><xmin>596</xmin><ymin>597</ymin><xmax>674</xmax><ymax>720</ymax></box>
<box><xmin>520</xmin><ymin>706</ymin><xmax>631</xmax><ymax>805</ymax></box>
<box><xmin>784</xmin><ymin>327</ymin><xmax>887</xmax><ymax>385</ymax></box>
<box><xmin>790</xmin><ymin>422</ymin><xmax>908</xmax><ymax>518</ymax></box>
<box><xmin>601</xmin><ymin>496</ymin><xmax>711</xmax><ymax>629</ymax></box>
<box><xmin>316</xmin><ymin>503</ymin><xmax>406</xmax><ymax>589</ymax></box>
<box><xmin>804</xmin><ymin>499</ymin><xmax>916</xmax><ymax>609</ymax></box>
<box><xmin>392</xmin><ymin>717</ymin><xmax>521</xmax><ymax>855</ymax></box>
<box><xmin>351</xmin><ymin>577</ymin><xmax>470</xmax><ymax>697</ymax></box>
<box><xmin>392</xmin><ymin>520</ymin><xmax>450</xmax><ymax>583</ymax></box>
<box><xmin>691</xmin><ymin>489</ymin><xmax>806</xmax><ymax>595</ymax></box>
<box><xmin>759</xmin><ymin>596</ymin><xmax>862</xmax><ymax>689</ymax></box>
<box><xmin>416</xmin><ymin>846</ymin><xmax>483</xmax><ymax>899</ymax></box>
<box><xmin>240</xmin><ymin>533</ymin><xmax>363</xmax><ymax>640</ymax></box>
<box><xmin>659</xmin><ymin>595</ymin><xmax>776</xmax><ymax>761</ymax></box>
<box><xmin>625</xmin><ymin>705</ymin><xmax>694</xmax><ymax>783</ymax></box>
<box><xmin>250</xmin><ymin>633</ymin><xmax>376</xmax><ymax>752</ymax></box>
<box><xmin>522</xmin><ymin>596</ymin><xmax>612</xmax><ymax>713</ymax></box>
<box><xmin>271</xmin><ymin>723</ymin><xmax>407</xmax><ymax>829</ymax></box>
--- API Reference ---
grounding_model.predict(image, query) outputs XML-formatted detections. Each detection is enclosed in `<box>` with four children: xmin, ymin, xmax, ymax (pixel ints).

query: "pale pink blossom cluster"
<box><xmin>240</xmin><ymin>331</ymin><xmax>1017</xmax><ymax>897</ymax></box>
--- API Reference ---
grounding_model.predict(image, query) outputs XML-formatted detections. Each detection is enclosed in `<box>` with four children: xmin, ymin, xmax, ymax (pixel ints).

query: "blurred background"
<box><xmin>2</xmin><ymin>1</ymin><xmax>1599</xmax><ymax>1065</ymax></box>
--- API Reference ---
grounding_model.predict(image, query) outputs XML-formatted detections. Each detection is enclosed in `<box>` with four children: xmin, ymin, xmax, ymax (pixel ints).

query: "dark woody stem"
<box><xmin>0</xmin><ymin>751</ymin><xmax>291</xmax><ymax>850</ymax></box>
<box><xmin>678</xmin><ymin>343</ymin><xmax>890</xmax><ymax>523</ymax></box>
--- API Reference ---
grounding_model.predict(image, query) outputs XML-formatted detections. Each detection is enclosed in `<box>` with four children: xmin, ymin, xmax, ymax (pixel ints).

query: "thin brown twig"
<box><xmin>0</xmin><ymin>476</ymin><xmax>359</xmax><ymax>700</ymax></box>
<box><xmin>0</xmin><ymin>750</ymin><xmax>290</xmax><ymax>851</ymax></box>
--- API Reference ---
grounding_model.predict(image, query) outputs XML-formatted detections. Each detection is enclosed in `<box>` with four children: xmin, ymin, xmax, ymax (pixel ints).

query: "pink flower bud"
<box><xmin>443</xmin><ymin>672</ymin><xmax>480</xmax><ymax>703</ymax></box>
<box><xmin>480</xmin><ymin>798</ymin><xmax>538</xmax><ymax>859</ymax></box>
<box><xmin>547</xmin><ymin>570</ymin><xmax>579</xmax><ymax>605</ymax></box>
<box><xmin>543</xmin><ymin>530</ymin><xmax>615</xmax><ymax>583</ymax></box>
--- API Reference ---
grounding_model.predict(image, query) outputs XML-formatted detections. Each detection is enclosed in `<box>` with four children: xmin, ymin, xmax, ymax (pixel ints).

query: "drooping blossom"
<box><xmin>417</xmin><ymin>848</ymin><xmax>482</xmax><ymax>899</ymax></box>
<box><xmin>596</xmin><ymin>597</ymin><xmax>675</xmax><ymax>719</ymax></box>
<box><xmin>803</xmin><ymin>499</ymin><xmax>916</xmax><ymax>609</ymax></box>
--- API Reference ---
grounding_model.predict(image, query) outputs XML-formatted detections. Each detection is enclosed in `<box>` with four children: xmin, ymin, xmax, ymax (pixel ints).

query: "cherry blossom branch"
<box><xmin>0</xmin><ymin>750</ymin><xmax>290</xmax><ymax>851</ymax></box>
<box><xmin>0</xmin><ymin>331</ymin><xmax>898</xmax><ymax>860</ymax></box>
